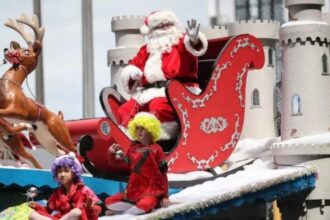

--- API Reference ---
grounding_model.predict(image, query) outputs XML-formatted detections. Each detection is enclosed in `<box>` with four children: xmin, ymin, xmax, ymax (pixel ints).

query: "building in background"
<box><xmin>235</xmin><ymin>0</ymin><xmax>284</xmax><ymax>22</ymax></box>
<box><xmin>107</xmin><ymin>15</ymin><xmax>144</xmax><ymax>100</ymax></box>
<box><xmin>272</xmin><ymin>0</ymin><xmax>330</xmax><ymax>219</ymax></box>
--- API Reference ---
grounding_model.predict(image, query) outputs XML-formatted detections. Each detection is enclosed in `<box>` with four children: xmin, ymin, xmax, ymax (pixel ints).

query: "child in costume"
<box><xmin>105</xmin><ymin>112</ymin><xmax>170</xmax><ymax>215</ymax></box>
<box><xmin>28</xmin><ymin>152</ymin><xmax>101</xmax><ymax>220</ymax></box>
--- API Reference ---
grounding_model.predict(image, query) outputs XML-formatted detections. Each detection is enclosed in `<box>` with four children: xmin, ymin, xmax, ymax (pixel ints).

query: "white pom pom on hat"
<box><xmin>140</xmin><ymin>24</ymin><xmax>150</xmax><ymax>35</ymax></box>
<box><xmin>140</xmin><ymin>11</ymin><xmax>156</xmax><ymax>35</ymax></box>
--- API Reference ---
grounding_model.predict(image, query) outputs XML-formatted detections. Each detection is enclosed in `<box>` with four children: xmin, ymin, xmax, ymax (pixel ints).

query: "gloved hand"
<box><xmin>185</xmin><ymin>19</ymin><xmax>200</xmax><ymax>45</ymax></box>
<box><xmin>109</xmin><ymin>143</ymin><xmax>124</xmax><ymax>159</ymax></box>
<box><xmin>130</xmin><ymin>70</ymin><xmax>142</xmax><ymax>80</ymax></box>
<box><xmin>109</xmin><ymin>143</ymin><xmax>121</xmax><ymax>154</ymax></box>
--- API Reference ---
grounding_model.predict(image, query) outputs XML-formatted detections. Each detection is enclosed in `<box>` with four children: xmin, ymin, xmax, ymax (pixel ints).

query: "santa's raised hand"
<box><xmin>186</xmin><ymin>19</ymin><xmax>201</xmax><ymax>46</ymax></box>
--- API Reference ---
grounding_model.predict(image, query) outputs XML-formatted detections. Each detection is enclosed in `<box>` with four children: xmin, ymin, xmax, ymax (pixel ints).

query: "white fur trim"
<box><xmin>144</xmin><ymin>52</ymin><xmax>166</xmax><ymax>83</ymax></box>
<box><xmin>120</xmin><ymin>65</ymin><xmax>143</xmax><ymax>93</ymax></box>
<box><xmin>132</xmin><ymin>87</ymin><xmax>166</xmax><ymax>105</ymax></box>
<box><xmin>134</xmin><ymin>112</ymin><xmax>158</xmax><ymax>120</ymax></box>
<box><xmin>184</xmin><ymin>32</ymin><xmax>208</xmax><ymax>56</ymax></box>
<box><xmin>131</xmin><ymin>86</ymin><xmax>200</xmax><ymax>107</ymax></box>
<box><xmin>147</xmin><ymin>10</ymin><xmax>179</xmax><ymax>29</ymax></box>
<box><xmin>161</xmin><ymin>121</ymin><xmax>179</xmax><ymax>140</ymax></box>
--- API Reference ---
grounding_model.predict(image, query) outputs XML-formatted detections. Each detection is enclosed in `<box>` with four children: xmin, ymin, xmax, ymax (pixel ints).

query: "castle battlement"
<box><xmin>111</xmin><ymin>15</ymin><xmax>144</xmax><ymax>32</ymax></box>
<box><xmin>280</xmin><ymin>23</ymin><xmax>330</xmax><ymax>45</ymax></box>
<box><xmin>228</xmin><ymin>20</ymin><xmax>280</xmax><ymax>39</ymax></box>
<box><xmin>110</xmin><ymin>15</ymin><xmax>145</xmax><ymax>48</ymax></box>
<box><xmin>236</xmin><ymin>19</ymin><xmax>280</xmax><ymax>25</ymax></box>
<box><xmin>281</xmin><ymin>37</ymin><xmax>330</xmax><ymax>46</ymax></box>
<box><xmin>200</xmin><ymin>25</ymin><xmax>228</xmax><ymax>39</ymax></box>
<box><xmin>112</xmin><ymin>15</ymin><xmax>145</xmax><ymax>21</ymax></box>
<box><xmin>108</xmin><ymin>47</ymin><xmax>139</xmax><ymax>66</ymax></box>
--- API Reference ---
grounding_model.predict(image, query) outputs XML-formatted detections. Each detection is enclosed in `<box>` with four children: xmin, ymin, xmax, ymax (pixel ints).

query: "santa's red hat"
<box><xmin>140</xmin><ymin>10</ymin><xmax>179</xmax><ymax>35</ymax></box>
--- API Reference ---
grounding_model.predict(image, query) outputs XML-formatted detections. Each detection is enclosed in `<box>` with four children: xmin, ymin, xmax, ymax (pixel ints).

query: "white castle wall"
<box><xmin>273</xmin><ymin>1</ymin><xmax>330</xmax><ymax>219</ymax></box>
<box><xmin>280</xmin><ymin>4</ymin><xmax>330</xmax><ymax>140</ymax></box>
<box><xmin>240</xmin><ymin>61</ymin><xmax>277</xmax><ymax>139</ymax></box>
<box><xmin>107</xmin><ymin>15</ymin><xmax>145</xmax><ymax>99</ymax></box>
<box><xmin>228</xmin><ymin>20</ymin><xmax>280</xmax><ymax>139</ymax></box>
<box><xmin>228</xmin><ymin>20</ymin><xmax>279</xmax><ymax>39</ymax></box>
<box><xmin>281</xmin><ymin>32</ymin><xmax>330</xmax><ymax>140</ymax></box>
<box><xmin>200</xmin><ymin>25</ymin><xmax>228</xmax><ymax>39</ymax></box>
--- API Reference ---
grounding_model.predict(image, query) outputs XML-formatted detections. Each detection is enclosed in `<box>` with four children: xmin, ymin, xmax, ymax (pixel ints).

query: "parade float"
<box><xmin>1</xmin><ymin>0</ymin><xmax>327</xmax><ymax>218</ymax></box>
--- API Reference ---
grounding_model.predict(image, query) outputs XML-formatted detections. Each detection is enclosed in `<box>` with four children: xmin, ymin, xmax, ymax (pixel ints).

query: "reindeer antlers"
<box><xmin>5</xmin><ymin>14</ymin><xmax>45</xmax><ymax>45</ymax></box>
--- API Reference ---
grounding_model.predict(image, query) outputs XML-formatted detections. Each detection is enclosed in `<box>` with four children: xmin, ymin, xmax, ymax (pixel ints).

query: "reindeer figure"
<box><xmin>0</xmin><ymin>14</ymin><xmax>77</xmax><ymax>168</ymax></box>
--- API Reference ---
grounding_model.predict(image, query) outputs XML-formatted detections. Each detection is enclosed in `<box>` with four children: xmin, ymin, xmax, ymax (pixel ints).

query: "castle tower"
<box><xmin>228</xmin><ymin>20</ymin><xmax>280</xmax><ymax>139</ymax></box>
<box><xmin>107</xmin><ymin>15</ymin><xmax>144</xmax><ymax>99</ymax></box>
<box><xmin>271</xmin><ymin>1</ymin><xmax>330</xmax><ymax>219</ymax></box>
<box><xmin>280</xmin><ymin>0</ymin><xmax>330</xmax><ymax>140</ymax></box>
<box><xmin>200</xmin><ymin>25</ymin><xmax>228</xmax><ymax>40</ymax></box>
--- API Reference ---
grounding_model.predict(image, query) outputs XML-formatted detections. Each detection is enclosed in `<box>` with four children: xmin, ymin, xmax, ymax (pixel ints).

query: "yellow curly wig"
<box><xmin>128</xmin><ymin>112</ymin><xmax>161</xmax><ymax>142</ymax></box>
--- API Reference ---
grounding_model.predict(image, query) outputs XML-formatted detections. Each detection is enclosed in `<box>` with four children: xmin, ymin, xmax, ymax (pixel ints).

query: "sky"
<box><xmin>0</xmin><ymin>0</ymin><xmax>209</xmax><ymax>120</ymax></box>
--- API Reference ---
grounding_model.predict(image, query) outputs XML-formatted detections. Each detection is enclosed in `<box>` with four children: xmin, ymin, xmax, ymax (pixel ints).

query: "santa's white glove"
<box><xmin>130</xmin><ymin>70</ymin><xmax>142</xmax><ymax>80</ymax></box>
<box><xmin>186</xmin><ymin>19</ymin><xmax>201</xmax><ymax>45</ymax></box>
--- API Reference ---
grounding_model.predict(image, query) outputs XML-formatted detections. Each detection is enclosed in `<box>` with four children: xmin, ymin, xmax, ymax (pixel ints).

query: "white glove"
<box><xmin>185</xmin><ymin>19</ymin><xmax>200</xmax><ymax>45</ymax></box>
<box><xmin>130</xmin><ymin>70</ymin><xmax>142</xmax><ymax>80</ymax></box>
<box><xmin>109</xmin><ymin>143</ymin><xmax>124</xmax><ymax>159</ymax></box>
<box><xmin>109</xmin><ymin>143</ymin><xmax>121</xmax><ymax>154</ymax></box>
<box><xmin>115</xmin><ymin>150</ymin><xmax>124</xmax><ymax>159</ymax></box>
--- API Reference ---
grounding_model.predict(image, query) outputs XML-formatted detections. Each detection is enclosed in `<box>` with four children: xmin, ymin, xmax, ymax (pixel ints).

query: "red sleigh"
<box><xmin>65</xmin><ymin>34</ymin><xmax>264</xmax><ymax>181</ymax></box>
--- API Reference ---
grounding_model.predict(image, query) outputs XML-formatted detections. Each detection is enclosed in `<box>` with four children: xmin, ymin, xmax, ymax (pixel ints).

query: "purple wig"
<box><xmin>51</xmin><ymin>152</ymin><xmax>83</xmax><ymax>184</ymax></box>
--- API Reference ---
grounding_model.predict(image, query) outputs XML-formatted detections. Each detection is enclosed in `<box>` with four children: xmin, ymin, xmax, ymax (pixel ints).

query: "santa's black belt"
<box><xmin>144</xmin><ymin>78</ymin><xmax>198</xmax><ymax>89</ymax></box>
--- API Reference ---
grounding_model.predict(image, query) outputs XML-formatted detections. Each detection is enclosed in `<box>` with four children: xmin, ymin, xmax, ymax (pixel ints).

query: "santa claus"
<box><xmin>118</xmin><ymin>10</ymin><xmax>208</xmax><ymax>139</ymax></box>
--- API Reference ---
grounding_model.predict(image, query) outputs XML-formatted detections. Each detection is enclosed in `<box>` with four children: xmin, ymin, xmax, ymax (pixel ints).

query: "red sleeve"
<box><xmin>32</xmin><ymin>191</ymin><xmax>56</xmax><ymax>216</ymax></box>
<box><xmin>33</xmin><ymin>203</ymin><xmax>50</xmax><ymax>215</ymax></box>
<box><xmin>80</xmin><ymin>205</ymin><xmax>101</xmax><ymax>220</ymax></box>
<box><xmin>45</xmin><ymin>190</ymin><xmax>57</xmax><ymax>212</ymax></box>
<box><xmin>153</xmin><ymin>144</ymin><xmax>166</xmax><ymax>164</ymax></box>
<box><xmin>129</xmin><ymin>45</ymin><xmax>148</xmax><ymax>70</ymax></box>
<box><xmin>153</xmin><ymin>144</ymin><xmax>169</xmax><ymax>198</ymax></box>
<box><xmin>74</xmin><ymin>186</ymin><xmax>101</xmax><ymax>220</ymax></box>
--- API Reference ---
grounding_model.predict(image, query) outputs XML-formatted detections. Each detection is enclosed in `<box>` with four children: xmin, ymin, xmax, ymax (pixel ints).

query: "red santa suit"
<box><xmin>118</xmin><ymin>10</ymin><xmax>208</xmax><ymax>139</ymax></box>
<box><xmin>105</xmin><ymin>142</ymin><xmax>168</xmax><ymax>214</ymax></box>
<box><xmin>32</xmin><ymin>182</ymin><xmax>101</xmax><ymax>220</ymax></box>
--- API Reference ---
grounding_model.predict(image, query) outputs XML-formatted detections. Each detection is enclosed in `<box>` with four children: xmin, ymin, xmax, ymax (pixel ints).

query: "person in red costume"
<box><xmin>28</xmin><ymin>152</ymin><xmax>101</xmax><ymax>220</ymax></box>
<box><xmin>105</xmin><ymin>112</ymin><xmax>170</xmax><ymax>215</ymax></box>
<box><xmin>118</xmin><ymin>10</ymin><xmax>208</xmax><ymax>140</ymax></box>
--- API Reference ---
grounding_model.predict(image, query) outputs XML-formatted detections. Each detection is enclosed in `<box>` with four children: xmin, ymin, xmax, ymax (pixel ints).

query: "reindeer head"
<box><xmin>4</xmin><ymin>14</ymin><xmax>44</xmax><ymax>73</ymax></box>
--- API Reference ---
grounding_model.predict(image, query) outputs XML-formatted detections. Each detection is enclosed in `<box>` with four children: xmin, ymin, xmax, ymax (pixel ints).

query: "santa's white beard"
<box><xmin>146</xmin><ymin>26</ymin><xmax>184</xmax><ymax>54</ymax></box>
